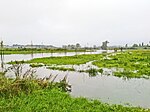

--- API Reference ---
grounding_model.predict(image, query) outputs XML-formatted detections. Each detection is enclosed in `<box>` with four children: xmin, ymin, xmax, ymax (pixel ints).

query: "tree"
<box><xmin>0</xmin><ymin>41</ymin><xmax>3</xmax><ymax>48</ymax></box>
<box><xmin>101</xmin><ymin>41</ymin><xmax>109</xmax><ymax>50</ymax></box>
<box><xmin>132</xmin><ymin>44</ymin><xmax>138</xmax><ymax>47</ymax></box>
<box><xmin>76</xmin><ymin>43</ymin><xmax>81</xmax><ymax>49</ymax></box>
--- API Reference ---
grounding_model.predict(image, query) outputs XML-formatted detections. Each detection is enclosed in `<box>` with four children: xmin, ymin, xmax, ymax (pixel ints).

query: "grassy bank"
<box><xmin>0</xmin><ymin>72</ymin><xmax>149</xmax><ymax>112</ymax></box>
<box><xmin>1</xmin><ymin>89</ymin><xmax>149</xmax><ymax>112</ymax></box>
<box><xmin>0</xmin><ymin>48</ymin><xmax>91</xmax><ymax>55</ymax></box>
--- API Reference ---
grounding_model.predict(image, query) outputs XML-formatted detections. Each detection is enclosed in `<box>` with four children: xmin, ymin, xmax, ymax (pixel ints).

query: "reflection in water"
<box><xmin>31</xmin><ymin>52</ymin><xmax>34</xmax><ymax>59</ymax></box>
<box><xmin>65</xmin><ymin>52</ymin><xmax>67</xmax><ymax>56</ymax></box>
<box><xmin>50</xmin><ymin>50</ymin><xmax>53</xmax><ymax>57</ymax></box>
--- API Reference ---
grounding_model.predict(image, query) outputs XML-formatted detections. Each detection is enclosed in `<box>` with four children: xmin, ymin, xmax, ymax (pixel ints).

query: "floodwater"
<box><xmin>1</xmin><ymin>50</ymin><xmax>109</xmax><ymax>63</ymax></box>
<box><xmin>1</xmin><ymin>50</ymin><xmax>150</xmax><ymax>108</ymax></box>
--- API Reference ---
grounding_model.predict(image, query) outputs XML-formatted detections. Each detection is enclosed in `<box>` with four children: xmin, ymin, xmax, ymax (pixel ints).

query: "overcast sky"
<box><xmin>0</xmin><ymin>0</ymin><xmax>150</xmax><ymax>46</ymax></box>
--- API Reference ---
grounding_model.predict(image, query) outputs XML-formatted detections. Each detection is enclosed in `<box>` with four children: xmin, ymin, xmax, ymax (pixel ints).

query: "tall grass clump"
<box><xmin>0</xmin><ymin>62</ymin><xmax>71</xmax><ymax>98</ymax></box>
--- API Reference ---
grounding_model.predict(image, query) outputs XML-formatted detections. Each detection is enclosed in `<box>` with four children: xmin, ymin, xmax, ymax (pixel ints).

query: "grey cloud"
<box><xmin>0</xmin><ymin>0</ymin><xmax>150</xmax><ymax>46</ymax></box>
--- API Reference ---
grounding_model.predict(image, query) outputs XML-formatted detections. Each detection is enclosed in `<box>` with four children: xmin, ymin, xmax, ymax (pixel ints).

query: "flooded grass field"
<box><xmin>1</xmin><ymin>50</ymin><xmax>150</xmax><ymax>109</ymax></box>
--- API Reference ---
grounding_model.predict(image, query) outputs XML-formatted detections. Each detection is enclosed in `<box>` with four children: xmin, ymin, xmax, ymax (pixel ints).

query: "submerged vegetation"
<box><xmin>86</xmin><ymin>68</ymin><xmax>99</xmax><ymax>77</ymax></box>
<box><xmin>47</xmin><ymin>66</ymin><xmax>75</xmax><ymax>71</ymax></box>
<box><xmin>80</xmin><ymin>68</ymin><xmax>104</xmax><ymax>77</ymax></box>
<box><xmin>20</xmin><ymin>50</ymin><xmax>150</xmax><ymax>79</ymax></box>
<box><xmin>93</xmin><ymin>50</ymin><xmax>150</xmax><ymax>78</ymax></box>
<box><xmin>25</xmin><ymin>54</ymin><xmax>104</xmax><ymax>65</ymax></box>
<box><xmin>30</xmin><ymin>63</ymin><xmax>45</xmax><ymax>68</ymax></box>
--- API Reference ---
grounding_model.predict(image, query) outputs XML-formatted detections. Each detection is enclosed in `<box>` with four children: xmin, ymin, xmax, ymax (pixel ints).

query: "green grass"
<box><xmin>0</xmin><ymin>71</ymin><xmax>150</xmax><ymax>112</ymax></box>
<box><xmin>25</xmin><ymin>54</ymin><xmax>104</xmax><ymax>65</ymax></box>
<box><xmin>30</xmin><ymin>63</ymin><xmax>44</xmax><ymax>67</ymax></box>
<box><xmin>0</xmin><ymin>48</ymin><xmax>89</xmax><ymax>55</ymax></box>
<box><xmin>1</xmin><ymin>89</ymin><xmax>149</xmax><ymax>112</ymax></box>
<box><xmin>47</xmin><ymin>66</ymin><xmax>75</xmax><ymax>71</ymax></box>
<box><xmin>93</xmin><ymin>50</ymin><xmax>150</xmax><ymax>78</ymax></box>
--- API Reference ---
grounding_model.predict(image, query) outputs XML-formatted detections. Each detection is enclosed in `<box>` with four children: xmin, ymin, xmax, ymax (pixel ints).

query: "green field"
<box><xmin>0</xmin><ymin>48</ymin><xmax>89</xmax><ymax>54</ymax></box>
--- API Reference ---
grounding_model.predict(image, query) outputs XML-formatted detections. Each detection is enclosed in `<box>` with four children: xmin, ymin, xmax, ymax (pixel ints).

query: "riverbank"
<box><xmin>1</xmin><ymin>90</ymin><xmax>149</xmax><ymax>112</ymax></box>
<box><xmin>0</xmin><ymin>48</ymin><xmax>93</xmax><ymax>55</ymax></box>
<box><xmin>0</xmin><ymin>72</ymin><xmax>149</xmax><ymax>112</ymax></box>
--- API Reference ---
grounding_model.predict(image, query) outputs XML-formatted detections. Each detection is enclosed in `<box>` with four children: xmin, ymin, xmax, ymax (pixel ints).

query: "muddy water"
<box><xmin>1</xmin><ymin>50</ymin><xmax>150</xmax><ymax>108</ymax></box>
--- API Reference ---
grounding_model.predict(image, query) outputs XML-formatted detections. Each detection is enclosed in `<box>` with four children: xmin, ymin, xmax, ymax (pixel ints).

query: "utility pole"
<box><xmin>0</xmin><ymin>40</ymin><xmax>3</xmax><ymax>55</ymax></box>
<box><xmin>31</xmin><ymin>41</ymin><xmax>33</xmax><ymax>58</ymax></box>
<box><xmin>0</xmin><ymin>40</ymin><xmax>4</xmax><ymax>72</ymax></box>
